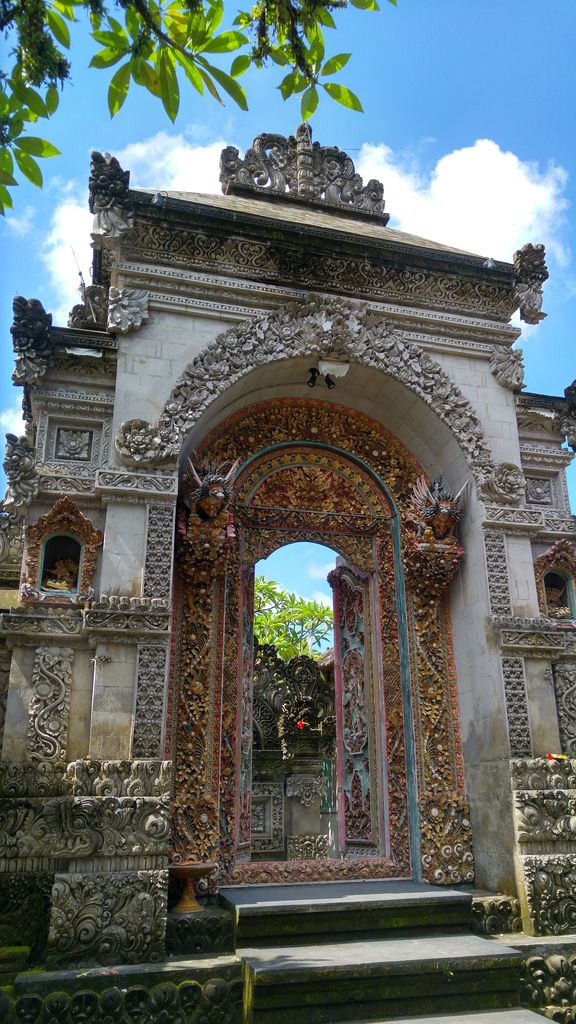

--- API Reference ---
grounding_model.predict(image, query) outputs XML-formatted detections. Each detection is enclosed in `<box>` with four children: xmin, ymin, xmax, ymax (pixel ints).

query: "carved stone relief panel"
<box><xmin>501</xmin><ymin>656</ymin><xmax>532</xmax><ymax>757</ymax></box>
<box><xmin>526</xmin><ymin>477</ymin><xmax>554</xmax><ymax>506</ymax></box>
<box><xmin>552</xmin><ymin>661</ymin><xmax>576</xmax><ymax>757</ymax></box>
<box><xmin>522</xmin><ymin>854</ymin><xmax>576</xmax><ymax>935</ymax></box>
<box><xmin>0</xmin><ymin>645</ymin><xmax>10</xmax><ymax>750</ymax></box>
<box><xmin>47</xmin><ymin>869</ymin><xmax>168</xmax><ymax>966</ymax></box>
<box><xmin>250</xmin><ymin>781</ymin><xmax>284</xmax><ymax>853</ymax></box>
<box><xmin>132</xmin><ymin>644</ymin><xmax>168</xmax><ymax>758</ymax></box>
<box><xmin>484</xmin><ymin>531</ymin><xmax>512</xmax><ymax>615</ymax></box>
<box><xmin>143</xmin><ymin>503</ymin><xmax>176</xmax><ymax>602</ymax></box>
<box><xmin>27</xmin><ymin>647</ymin><xmax>74</xmax><ymax>761</ymax></box>
<box><xmin>287</xmin><ymin>833</ymin><xmax>329</xmax><ymax>860</ymax></box>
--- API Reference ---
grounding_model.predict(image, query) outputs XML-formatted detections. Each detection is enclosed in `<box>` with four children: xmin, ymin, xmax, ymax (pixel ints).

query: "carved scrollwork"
<box><xmin>286</xmin><ymin>833</ymin><xmax>329</xmax><ymax>860</ymax></box>
<box><xmin>155</xmin><ymin>296</ymin><xmax>494</xmax><ymax>484</ymax></box>
<box><xmin>220</xmin><ymin>123</ymin><xmax>388</xmax><ymax>222</ymax></box>
<box><xmin>27</xmin><ymin>646</ymin><xmax>74</xmax><ymax>761</ymax></box>
<box><xmin>481</xmin><ymin>462</ymin><xmax>526</xmax><ymax>504</ymax></box>
<box><xmin>107</xmin><ymin>287</ymin><xmax>149</xmax><ymax>334</ymax></box>
<box><xmin>419</xmin><ymin>791</ymin><xmax>475</xmax><ymax>885</ymax></box>
<box><xmin>490</xmin><ymin>344</ymin><xmax>525</xmax><ymax>390</ymax></box>
<box><xmin>513</xmin><ymin>242</ymin><xmax>549</xmax><ymax>325</ymax></box>
<box><xmin>522</xmin><ymin>854</ymin><xmax>576</xmax><ymax>934</ymax></box>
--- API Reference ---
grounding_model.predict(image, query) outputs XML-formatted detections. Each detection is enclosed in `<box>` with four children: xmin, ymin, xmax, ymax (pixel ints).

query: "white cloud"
<box><xmin>358</xmin><ymin>139</ymin><xmax>569</xmax><ymax>265</ymax></box>
<box><xmin>5</xmin><ymin>204</ymin><xmax>35</xmax><ymax>236</ymax></box>
<box><xmin>41</xmin><ymin>191</ymin><xmax>93</xmax><ymax>327</ymax></box>
<box><xmin>116</xmin><ymin>131</ymin><xmax>225</xmax><ymax>193</ymax></box>
<box><xmin>309</xmin><ymin>589</ymin><xmax>332</xmax><ymax>608</ymax></box>
<box><xmin>40</xmin><ymin>133</ymin><xmax>227</xmax><ymax>326</ymax></box>
<box><xmin>0</xmin><ymin>400</ymin><xmax>25</xmax><ymax>438</ymax></box>
<box><xmin>307</xmin><ymin>558</ymin><xmax>336</xmax><ymax>581</ymax></box>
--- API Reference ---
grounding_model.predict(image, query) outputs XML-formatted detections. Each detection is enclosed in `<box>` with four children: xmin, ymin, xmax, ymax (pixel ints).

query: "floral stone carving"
<box><xmin>220</xmin><ymin>123</ymin><xmax>388</xmax><ymax>222</ymax></box>
<box><xmin>490</xmin><ymin>345</ymin><xmax>525</xmax><ymax>390</ymax></box>
<box><xmin>419</xmin><ymin>791</ymin><xmax>475</xmax><ymax>885</ymax></box>
<box><xmin>2</xmin><ymin>433</ymin><xmax>39</xmax><ymax>508</ymax></box>
<box><xmin>471</xmin><ymin>894</ymin><xmax>521</xmax><ymax>935</ymax></box>
<box><xmin>481</xmin><ymin>462</ymin><xmax>526</xmax><ymax>504</ymax></box>
<box><xmin>89</xmin><ymin>150</ymin><xmax>134</xmax><ymax>237</ymax></box>
<box><xmin>552</xmin><ymin>661</ymin><xmax>576</xmax><ymax>757</ymax></box>
<box><xmin>27</xmin><ymin>646</ymin><xmax>74</xmax><ymax>761</ymax></box>
<box><xmin>63</xmin><ymin>758</ymin><xmax>171</xmax><ymax>798</ymax></box>
<box><xmin>522</xmin><ymin>854</ymin><xmax>576</xmax><ymax>935</ymax></box>
<box><xmin>24</xmin><ymin>497</ymin><xmax>103</xmax><ymax>598</ymax></box>
<box><xmin>47</xmin><ymin>869</ymin><xmax>168</xmax><ymax>965</ymax></box>
<box><xmin>107</xmin><ymin>286</ymin><xmax>149</xmax><ymax>334</ymax></box>
<box><xmin>115</xmin><ymin>418</ymin><xmax>174</xmax><ymax>466</ymax></box>
<box><xmin>10</xmin><ymin>294</ymin><xmax>55</xmax><ymax>385</ymax></box>
<box><xmin>286</xmin><ymin>774</ymin><xmax>328</xmax><ymax>807</ymax></box>
<box><xmin>155</xmin><ymin>296</ymin><xmax>494</xmax><ymax>484</ymax></box>
<box><xmin>513</xmin><ymin>242</ymin><xmax>549</xmax><ymax>325</ymax></box>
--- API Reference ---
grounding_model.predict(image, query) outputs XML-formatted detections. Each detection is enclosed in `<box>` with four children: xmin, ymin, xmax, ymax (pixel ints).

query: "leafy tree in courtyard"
<box><xmin>0</xmin><ymin>0</ymin><xmax>396</xmax><ymax>214</ymax></box>
<box><xmin>254</xmin><ymin>575</ymin><xmax>333</xmax><ymax>661</ymax></box>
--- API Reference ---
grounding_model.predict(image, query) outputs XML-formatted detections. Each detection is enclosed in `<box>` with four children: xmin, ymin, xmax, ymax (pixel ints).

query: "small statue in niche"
<box><xmin>42</xmin><ymin>558</ymin><xmax>80</xmax><ymax>591</ymax></box>
<box><xmin>409</xmin><ymin>475</ymin><xmax>467</xmax><ymax>541</ymax></box>
<box><xmin>181</xmin><ymin>457</ymin><xmax>239</xmax><ymax>521</ymax></box>
<box><xmin>544</xmin><ymin>572</ymin><xmax>573</xmax><ymax>619</ymax></box>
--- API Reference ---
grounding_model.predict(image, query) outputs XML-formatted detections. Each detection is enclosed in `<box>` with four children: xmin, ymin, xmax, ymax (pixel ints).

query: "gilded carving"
<box><xmin>419</xmin><ymin>791</ymin><xmax>474</xmax><ymax>885</ymax></box>
<box><xmin>24</xmin><ymin>497</ymin><xmax>103</xmax><ymax>599</ymax></box>
<box><xmin>287</xmin><ymin>833</ymin><xmax>329</xmax><ymax>860</ymax></box>
<box><xmin>535</xmin><ymin>540</ymin><xmax>576</xmax><ymax>619</ymax></box>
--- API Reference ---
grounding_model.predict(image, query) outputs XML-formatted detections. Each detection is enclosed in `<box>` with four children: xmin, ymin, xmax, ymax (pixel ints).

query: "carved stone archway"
<box><xmin>167</xmin><ymin>399</ymin><xmax>474</xmax><ymax>887</ymax></box>
<box><xmin>115</xmin><ymin>296</ymin><xmax>493</xmax><ymax>487</ymax></box>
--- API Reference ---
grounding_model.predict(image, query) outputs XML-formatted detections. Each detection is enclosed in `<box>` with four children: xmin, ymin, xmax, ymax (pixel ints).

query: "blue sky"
<box><xmin>1</xmin><ymin>0</ymin><xmax>575</xmax><ymax>595</ymax></box>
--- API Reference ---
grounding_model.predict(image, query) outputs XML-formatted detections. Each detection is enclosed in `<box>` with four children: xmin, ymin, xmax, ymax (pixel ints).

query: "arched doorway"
<box><xmin>167</xmin><ymin>399</ymin><xmax>473</xmax><ymax>888</ymax></box>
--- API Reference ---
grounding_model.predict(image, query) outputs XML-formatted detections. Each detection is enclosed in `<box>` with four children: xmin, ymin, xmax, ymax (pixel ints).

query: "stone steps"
<box><xmin>331</xmin><ymin>1012</ymin><xmax>544</xmax><ymax>1023</ymax></box>
<box><xmin>240</xmin><ymin>932</ymin><xmax>525</xmax><ymax>1023</ymax></box>
<box><xmin>220</xmin><ymin>880</ymin><xmax>472</xmax><ymax>946</ymax></box>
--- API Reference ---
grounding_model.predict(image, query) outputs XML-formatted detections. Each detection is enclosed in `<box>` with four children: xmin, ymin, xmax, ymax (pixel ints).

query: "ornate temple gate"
<box><xmin>168</xmin><ymin>400</ymin><xmax>474</xmax><ymax>887</ymax></box>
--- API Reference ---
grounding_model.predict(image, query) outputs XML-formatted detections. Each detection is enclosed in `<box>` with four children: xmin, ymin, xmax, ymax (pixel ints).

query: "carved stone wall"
<box><xmin>484</xmin><ymin>531</ymin><xmax>512</xmax><ymax>615</ymax></box>
<box><xmin>511</xmin><ymin>757</ymin><xmax>576</xmax><ymax>935</ymax></box>
<box><xmin>132</xmin><ymin>644</ymin><xmax>169</xmax><ymax>757</ymax></box>
<box><xmin>27</xmin><ymin>646</ymin><xmax>74</xmax><ymax>761</ymax></box>
<box><xmin>0</xmin><ymin>758</ymin><xmax>171</xmax><ymax>965</ymax></box>
<box><xmin>552</xmin><ymin>660</ymin><xmax>576</xmax><ymax>756</ymax></box>
<box><xmin>143</xmin><ymin>503</ymin><xmax>176</xmax><ymax>601</ymax></box>
<box><xmin>501</xmin><ymin>657</ymin><xmax>532</xmax><ymax>757</ymax></box>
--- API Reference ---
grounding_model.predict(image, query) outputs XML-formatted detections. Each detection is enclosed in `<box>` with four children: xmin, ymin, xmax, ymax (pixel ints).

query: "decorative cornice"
<box><xmin>493</xmin><ymin>615</ymin><xmax>576</xmax><ymax>656</ymax></box>
<box><xmin>126</xmin><ymin>296</ymin><xmax>495</xmax><ymax>485</ymax></box>
<box><xmin>95</xmin><ymin>469</ymin><xmax>178</xmax><ymax>501</ymax></box>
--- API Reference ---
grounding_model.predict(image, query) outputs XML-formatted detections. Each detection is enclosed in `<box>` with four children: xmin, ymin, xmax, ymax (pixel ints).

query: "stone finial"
<box><xmin>481</xmin><ymin>462</ymin><xmax>526</xmax><ymax>505</ymax></box>
<box><xmin>220</xmin><ymin>125</ymin><xmax>389</xmax><ymax>223</ymax></box>
<box><xmin>89</xmin><ymin>151</ymin><xmax>134</xmax><ymax>237</ymax></box>
<box><xmin>68</xmin><ymin>284</ymin><xmax>108</xmax><ymax>330</ymax></box>
<box><xmin>513</xmin><ymin>243</ymin><xmax>549</xmax><ymax>325</ymax></box>
<box><xmin>11</xmin><ymin>295</ymin><xmax>55</xmax><ymax>385</ymax></box>
<box><xmin>3</xmin><ymin>433</ymin><xmax>39</xmax><ymax>508</ymax></box>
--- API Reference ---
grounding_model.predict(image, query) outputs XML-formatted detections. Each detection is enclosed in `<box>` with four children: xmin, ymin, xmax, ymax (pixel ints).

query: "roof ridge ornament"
<box><xmin>220</xmin><ymin>124</ymin><xmax>389</xmax><ymax>224</ymax></box>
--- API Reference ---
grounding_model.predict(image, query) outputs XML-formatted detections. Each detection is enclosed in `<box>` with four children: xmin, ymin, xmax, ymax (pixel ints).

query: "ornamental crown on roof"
<box><xmin>219</xmin><ymin>123</ymin><xmax>389</xmax><ymax>224</ymax></box>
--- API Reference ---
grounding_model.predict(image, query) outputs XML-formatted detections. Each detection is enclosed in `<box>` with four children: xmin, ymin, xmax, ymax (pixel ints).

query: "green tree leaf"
<box><xmin>205</xmin><ymin>0</ymin><xmax>225</xmax><ymax>35</ymax></box>
<box><xmin>132</xmin><ymin>58</ymin><xmax>162</xmax><ymax>97</ymax></box>
<box><xmin>316</xmin><ymin>9</ymin><xmax>336</xmax><ymax>28</ymax></box>
<box><xmin>158</xmin><ymin>49</ymin><xmax>180</xmax><ymax>121</ymax></box>
<box><xmin>321</xmin><ymin>53</ymin><xmax>351</xmax><ymax>76</ymax></box>
<box><xmin>322</xmin><ymin>81</ymin><xmax>363</xmax><ymax>111</ymax></box>
<box><xmin>108</xmin><ymin>62</ymin><xmax>131</xmax><ymax>116</ymax></box>
<box><xmin>0</xmin><ymin>169</ymin><xmax>18</xmax><ymax>186</ymax></box>
<box><xmin>46</xmin><ymin>84</ymin><xmax>59</xmax><ymax>114</ymax></box>
<box><xmin>46</xmin><ymin>8</ymin><xmax>71</xmax><ymax>48</ymax></box>
<box><xmin>90</xmin><ymin>48</ymin><xmax>128</xmax><ymax>69</ymax></box>
<box><xmin>351</xmin><ymin>0</ymin><xmax>381</xmax><ymax>9</ymax></box>
<box><xmin>14</xmin><ymin>137</ymin><xmax>60</xmax><ymax>157</ymax></box>
<box><xmin>10</xmin><ymin>81</ymin><xmax>47</xmax><ymax>118</ymax></box>
<box><xmin>174</xmin><ymin>51</ymin><xmax>204</xmax><ymax>94</ymax></box>
<box><xmin>301</xmin><ymin>84</ymin><xmax>318</xmax><ymax>121</ymax></box>
<box><xmin>14</xmin><ymin>149</ymin><xmax>43</xmax><ymax>187</ymax></box>
<box><xmin>197</xmin><ymin>58</ymin><xmax>248</xmax><ymax>109</ymax></box>
<box><xmin>125</xmin><ymin>5</ymin><xmax>141</xmax><ymax>41</ymax></box>
<box><xmin>230</xmin><ymin>54</ymin><xmax>250</xmax><ymax>77</ymax></box>
<box><xmin>201</xmin><ymin>31</ymin><xmax>248</xmax><ymax>53</ymax></box>
<box><xmin>0</xmin><ymin>184</ymin><xmax>15</xmax><ymax>213</ymax></box>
